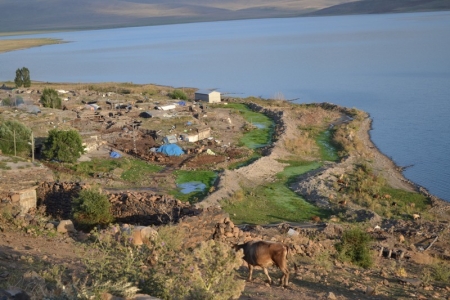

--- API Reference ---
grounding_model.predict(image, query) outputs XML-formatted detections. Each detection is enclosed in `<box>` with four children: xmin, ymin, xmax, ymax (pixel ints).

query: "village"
<box><xmin>1</xmin><ymin>82</ymin><xmax>450</xmax><ymax>300</ymax></box>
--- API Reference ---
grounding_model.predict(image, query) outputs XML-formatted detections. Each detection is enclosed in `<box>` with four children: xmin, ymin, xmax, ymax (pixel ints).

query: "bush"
<box><xmin>80</xmin><ymin>225</ymin><xmax>245</xmax><ymax>300</ymax></box>
<box><xmin>145</xmin><ymin>226</ymin><xmax>245</xmax><ymax>300</ymax></box>
<box><xmin>1</xmin><ymin>97</ymin><xmax>13</xmax><ymax>106</ymax></box>
<box><xmin>431</xmin><ymin>260</ymin><xmax>450</xmax><ymax>282</ymax></box>
<box><xmin>170</xmin><ymin>89</ymin><xmax>187</xmax><ymax>100</ymax></box>
<box><xmin>43</xmin><ymin>129</ymin><xmax>84</xmax><ymax>163</ymax></box>
<box><xmin>0</xmin><ymin>120</ymin><xmax>32</xmax><ymax>155</ymax></box>
<box><xmin>335</xmin><ymin>226</ymin><xmax>373</xmax><ymax>268</ymax></box>
<box><xmin>40</xmin><ymin>88</ymin><xmax>62</xmax><ymax>109</ymax></box>
<box><xmin>72</xmin><ymin>189</ymin><xmax>114</xmax><ymax>231</ymax></box>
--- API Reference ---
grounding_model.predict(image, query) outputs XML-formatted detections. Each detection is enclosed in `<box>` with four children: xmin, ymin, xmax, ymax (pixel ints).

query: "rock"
<box><xmin>365</xmin><ymin>286</ymin><xmax>375</xmax><ymax>295</ymax></box>
<box><xmin>132</xmin><ymin>226</ymin><xmax>158</xmax><ymax>246</ymax></box>
<box><xmin>100</xmin><ymin>292</ymin><xmax>124</xmax><ymax>300</ymax></box>
<box><xmin>0</xmin><ymin>288</ymin><xmax>31</xmax><ymax>300</ymax></box>
<box><xmin>133</xmin><ymin>294</ymin><xmax>161</xmax><ymax>300</ymax></box>
<box><xmin>398</xmin><ymin>277</ymin><xmax>421</xmax><ymax>287</ymax></box>
<box><xmin>140</xmin><ymin>226</ymin><xmax>158</xmax><ymax>241</ymax></box>
<box><xmin>10</xmin><ymin>194</ymin><xmax>20</xmax><ymax>202</ymax></box>
<box><xmin>287</xmin><ymin>228</ymin><xmax>299</xmax><ymax>236</ymax></box>
<box><xmin>23</xmin><ymin>271</ymin><xmax>44</xmax><ymax>284</ymax></box>
<box><xmin>45</xmin><ymin>222</ymin><xmax>55</xmax><ymax>230</ymax></box>
<box><xmin>57</xmin><ymin>220</ymin><xmax>76</xmax><ymax>233</ymax></box>
<box><xmin>327</xmin><ymin>292</ymin><xmax>337</xmax><ymax>300</ymax></box>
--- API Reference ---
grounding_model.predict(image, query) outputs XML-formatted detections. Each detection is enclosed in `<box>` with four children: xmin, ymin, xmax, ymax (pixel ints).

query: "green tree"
<box><xmin>43</xmin><ymin>129</ymin><xmax>84</xmax><ymax>163</ymax></box>
<box><xmin>14</xmin><ymin>67</ymin><xmax>31</xmax><ymax>88</ymax></box>
<box><xmin>0</xmin><ymin>120</ymin><xmax>32</xmax><ymax>155</ymax></box>
<box><xmin>72</xmin><ymin>188</ymin><xmax>114</xmax><ymax>231</ymax></box>
<box><xmin>40</xmin><ymin>88</ymin><xmax>62</xmax><ymax>109</ymax></box>
<box><xmin>170</xmin><ymin>89</ymin><xmax>188</xmax><ymax>100</ymax></box>
<box><xmin>22</xmin><ymin>67</ymin><xmax>31</xmax><ymax>87</ymax></box>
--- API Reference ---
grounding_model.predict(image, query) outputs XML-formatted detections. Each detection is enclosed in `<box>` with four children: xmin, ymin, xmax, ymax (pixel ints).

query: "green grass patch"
<box><xmin>72</xmin><ymin>158</ymin><xmax>163</xmax><ymax>182</ymax></box>
<box><xmin>276</xmin><ymin>160</ymin><xmax>323</xmax><ymax>183</ymax></box>
<box><xmin>316</xmin><ymin>130</ymin><xmax>339</xmax><ymax>161</ymax></box>
<box><xmin>219</xmin><ymin>103</ymin><xmax>274</xmax><ymax>149</ymax></box>
<box><xmin>170</xmin><ymin>170</ymin><xmax>217</xmax><ymax>203</ymax></box>
<box><xmin>228</xmin><ymin>153</ymin><xmax>261</xmax><ymax>170</ymax></box>
<box><xmin>376</xmin><ymin>186</ymin><xmax>431</xmax><ymax>219</ymax></box>
<box><xmin>120</xmin><ymin>160</ymin><xmax>163</xmax><ymax>181</ymax></box>
<box><xmin>223</xmin><ymin>161</ymin><xmax>329</xmax><ymax>225</ymax></box>
<box><xmin>222</xmin><ymin>183</ymin><xmax>327</xmax><ymax>225</ymax></box>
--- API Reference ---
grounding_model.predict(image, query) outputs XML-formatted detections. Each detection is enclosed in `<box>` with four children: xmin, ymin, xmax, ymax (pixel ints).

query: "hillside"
<box><xmin>0</xmin><ymin>0</ymin><xmax>449</xmax><ymax>34</ymax></box>
<box><xmin>1</xmin><ymin>82</ymin><xmax>450</xmax><ymax>299</ymax></box>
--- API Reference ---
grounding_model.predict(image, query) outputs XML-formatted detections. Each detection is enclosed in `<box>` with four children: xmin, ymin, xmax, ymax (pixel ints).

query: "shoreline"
<box><xmin>0</xmin><ymin>38</ymin><xmax>64</xmax><ymax>54</ymax></box>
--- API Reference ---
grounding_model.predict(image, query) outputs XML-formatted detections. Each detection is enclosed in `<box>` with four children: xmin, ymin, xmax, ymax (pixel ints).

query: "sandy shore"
<box><xmin>0</xmin><ymin>38</ymin><xmax>63</xmax><ymax>54</ymax></box>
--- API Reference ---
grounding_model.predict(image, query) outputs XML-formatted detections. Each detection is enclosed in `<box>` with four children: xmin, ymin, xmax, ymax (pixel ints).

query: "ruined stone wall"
<box><xmin>36</xmin><ymin>182</ymin><xmax>200</xmax><ymax>225</ymax></box>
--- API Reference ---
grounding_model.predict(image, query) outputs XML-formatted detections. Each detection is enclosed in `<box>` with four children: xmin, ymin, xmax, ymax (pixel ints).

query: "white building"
<box><xmin>195</xmin><ymin>90</ymin><xmax>221</xmax><ymax>103</ymax></box>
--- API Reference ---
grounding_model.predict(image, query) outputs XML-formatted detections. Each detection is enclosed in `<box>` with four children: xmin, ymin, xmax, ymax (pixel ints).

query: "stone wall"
<box><xmin>1</xmin><ymin>187</ymin><xmax>38</xmax><ymax>217</ymax></box>
<box><xmin>36</xmin><ymin>182</ymin><xmax>200</xmax><ymax>225</ymax></box>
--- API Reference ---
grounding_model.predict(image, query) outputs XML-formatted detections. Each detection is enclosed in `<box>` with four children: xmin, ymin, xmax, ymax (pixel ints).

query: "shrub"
<box><xmin>335</xmin><ymin>226</ymin><xmax>373</xmax><ymax>268</ymax></box>
<box><xmin>145</xmin><ymin>226</ymin><xmax>245</xmax><ymax>300</ymax></box>
<box><xmin>43</xmin><ymin>129</ymin><xmax>84</xmax><ymax>163</ymax></box>
<box><xmin>72</xmin><ymin>189</ymin><xmax>114</xmax><ymax>231</ymax></box>
<box><xmin>431</xmin><ymin>260</ymin><xmax>450</xmax><ymax>282</ymax></box>
<box><xmin>80</xmin><ymin>224</ymin><xmax>245</xmax><ymax>300</ymax></box>
<box><xmin>170</xmin><ymin>89</ymin><xmax>187</xmax><ymax>100</ymax></box>
<box><xmin>40</xmin><ymin>88</ymin><xmax>62</xmax><ymax>109</ymax></box>
<box><xmin>0</xmin><ymin>120</ymin><xmax>32</xmax><ymax>155</ymax></box>
<box><xmin>1</xmin><ymin>96</ymin><xmax>13</xmax><ymax>106</ymax></box>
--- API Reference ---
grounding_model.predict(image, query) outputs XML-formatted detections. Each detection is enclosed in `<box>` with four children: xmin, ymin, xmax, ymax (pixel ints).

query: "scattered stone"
<box><xmin>0</xmin><ymin>288</ymin><xmax>31</xmax><ymax>300</ymax></box>
<box><xmin>287</xmin><ymin>228</ymin><xmax>299</xmax><ymax>236</ymax></box>
<box><xmin>327</xmin><ymin>291</ymin><xmax>337</xmax><ymax>300</ymax></box>
<box><xmin>45</xmin><ymin>222</ymin><xmax>55</xmax><ymax>230</ymax></box>
<box><xmin>398</xmin><ymin>277</ymin><xmax>421</xmax><ymax>287</ymax></box>
<box><xmin>365</xmin><ymin>286</ymin><xmax>375</xmax><ymax>295</ymax></box>
<box><xmin>57</xmin><ymin>220</ymin><xmax>76</xmax><ymax>233</ymax></box>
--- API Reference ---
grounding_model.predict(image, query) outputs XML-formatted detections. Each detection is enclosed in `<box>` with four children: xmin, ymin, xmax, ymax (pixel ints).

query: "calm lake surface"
<box><xmin>1</xmin><ymin>11</ymin><xmax>450</xmax><ymax>201</ymax></box>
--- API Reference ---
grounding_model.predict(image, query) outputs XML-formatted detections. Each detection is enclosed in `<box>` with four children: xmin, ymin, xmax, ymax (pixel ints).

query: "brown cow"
<box><xmin>234</xmin><ymin>241</ymin><xmax>289</xmax><ymax>287</ymax></box>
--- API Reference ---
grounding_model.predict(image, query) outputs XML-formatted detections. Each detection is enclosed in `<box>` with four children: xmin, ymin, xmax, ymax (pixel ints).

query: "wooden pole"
<box><xmin>133</xmin><ymin>123</ymin><xmax>137</xmax><ymax>154</ymax></box>
<box><xmin>13</xmin><ymin>130</ymin><xmax>16</xmax><ymax>156</ymax></box>
<box><xmin>31</xmin><ymin>131</ymin><xmax>35</xmax><ymax>163</ymax></box>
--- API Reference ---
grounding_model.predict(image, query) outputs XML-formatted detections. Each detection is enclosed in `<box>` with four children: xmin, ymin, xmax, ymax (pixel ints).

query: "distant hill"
<box><xmin>307</xmin><ymin>0</ymin><xmax>450</xmax><ymax>16</ymax></box>
<box><xmin>0</xmin><ymin>0</ymin><xmax>449</xmax><ymax>34</ymax></box>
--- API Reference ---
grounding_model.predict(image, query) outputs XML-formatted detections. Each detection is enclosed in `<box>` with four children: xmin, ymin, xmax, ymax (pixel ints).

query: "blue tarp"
<box><xmin>110</xmin><ymin>151</ymin><xmax>122</xmax><ymax>158</ymax></box>
<box><xmin>156</xmin><ymin>144</ymin><xmax>184</xmax><ymax>156</ymax></box>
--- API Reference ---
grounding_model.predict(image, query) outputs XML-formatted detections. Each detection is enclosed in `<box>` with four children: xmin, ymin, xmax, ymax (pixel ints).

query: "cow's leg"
<box><xmin>263</xmin><ymin>267</ymin><xmax>272</xmax><ymax>285</ymax></box>
<box><xmin>276</xmin><ymin>262</ymin><xmax>289</xmax><ymax>287</ymax></box>
<box><xmin>280</xmin><ymin>267</ymin><xmax>289</xmax><ymax>287</ymax></box>
<box><xmin>247</xmin><ymin>264</ymin><xmax>254</xmax><ymax>281</ymax></box>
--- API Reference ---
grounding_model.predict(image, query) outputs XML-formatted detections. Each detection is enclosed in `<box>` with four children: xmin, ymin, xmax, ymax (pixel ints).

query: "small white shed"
<box><xmin>195</xmin><ymin>90</ymin><xmax>221</xmax><ymax>103</ymax></box>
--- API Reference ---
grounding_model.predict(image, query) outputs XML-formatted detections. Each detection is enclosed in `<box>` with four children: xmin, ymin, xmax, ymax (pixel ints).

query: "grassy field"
<box><xmin>0</xmin><ymin>38</ymin><xmax>63</xmax><ymax>53</ymax></box>
<box><xmin>221</xmin><ymin>103</ymin><xmax>274</xmax><ymax>149</ymax></box>
<box><xmin>222</xmin><ymin>160</ymin><xmax>327</xmax><ymax>225</ymax></box>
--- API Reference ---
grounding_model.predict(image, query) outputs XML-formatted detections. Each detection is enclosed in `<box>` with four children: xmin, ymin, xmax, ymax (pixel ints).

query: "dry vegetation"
<box><xmin>0</xmin><ymin>39</ymin><xmax>63</xmax><ymax>53</ymax></box>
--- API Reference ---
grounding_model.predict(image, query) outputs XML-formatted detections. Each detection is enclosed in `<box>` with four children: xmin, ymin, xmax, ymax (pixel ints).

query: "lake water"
<box><xmin>1</xmin><ymin>11</ymin><xmax>450</xmax><ymax>201</ymax></box>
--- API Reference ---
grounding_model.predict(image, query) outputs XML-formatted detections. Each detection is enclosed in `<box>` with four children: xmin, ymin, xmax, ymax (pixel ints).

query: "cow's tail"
<box><xmin>284</xmin><ymin>243</ymin><xmax>298</xmax><ymax>272</ymax></box>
